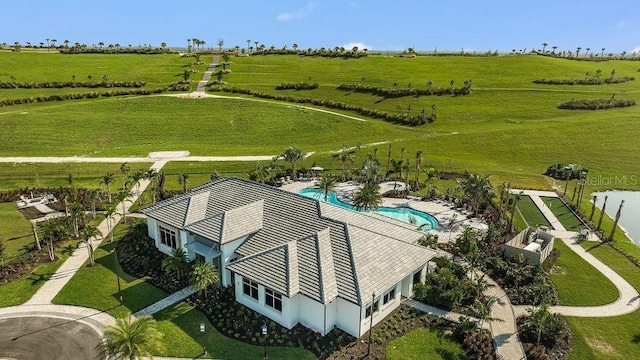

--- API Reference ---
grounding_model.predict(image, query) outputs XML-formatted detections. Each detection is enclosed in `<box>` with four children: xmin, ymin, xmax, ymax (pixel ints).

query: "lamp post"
<box><xmin>200</xmin><ymin>322</ymin><xmax>206</xmax><ymax>356</ymax></box>
<box><xmin>262</xmin><ymin>324</ymin><xmax>268</xmax><ymax>359</ymax></box>
<box><xmin>111</xmin><ymin>248</ymin><xmax>122</xmax><ymax>305</ymax></box>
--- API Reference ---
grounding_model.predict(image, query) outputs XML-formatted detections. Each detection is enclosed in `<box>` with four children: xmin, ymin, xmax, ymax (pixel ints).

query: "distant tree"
<box><xmin>217</xmin><ymin>39</ymin><xmax>224</xmax><ymax>52</ymax></box>
<box><xmin>177</xmin><ymin>174</ymin><xmax>189</xmax><ymax>193</ymax></box>
<box><xmin>80</xmin><ymin>224</ymin><xmax>101</xmax><ymax>266</ymax></box>
<box><xmin>100</xmin><ymin>172</ymin><xmax>116</xmax><ymax>203</ymax></box>
<box><xmin>576</xmin><ymin>47</ymin><xmax>581</xmax><ymax>58</ymax></box>
<box><xmin>541</xmin><ymin>42</ymin><xmax>548</xmax><ymax>53</ymax></box>
<box><xmin>337</xmin><ymin>149</ymin><xmax>355</xmax><ymax>181</ymax></box>
<box><xmin>114</xmin><ymin>190</ymin><xmax>130</xmax><ymax>224</ymax></box>
<box><xmin>280</xmin><ymin>147</ymin><xmax>305</xmax><ymax>181</ymax></box>
<box><xmin>119</xmin><ymin>163</ymin><xmax>130</xmax><ymax>190</ymax></box>
<box><xmin>601</xmin><ymin>47</ymin><xmax>605</xmax><ymax>57</ymax></box>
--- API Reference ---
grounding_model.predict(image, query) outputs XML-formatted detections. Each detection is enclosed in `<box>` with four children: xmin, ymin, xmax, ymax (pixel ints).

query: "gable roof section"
<box><xmin>222</xmin><ymin>200</ymin><xmax>264</xmax><ymax>243</ymax></box>
<box><xmin>185</xmin><ymin>191</ymin><xmax>211</xmax><ymax>225</ymax></box>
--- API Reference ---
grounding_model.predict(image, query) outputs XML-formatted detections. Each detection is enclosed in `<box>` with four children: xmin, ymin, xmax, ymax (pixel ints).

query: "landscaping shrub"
<box><xmin>544</xmin><ymin>163</ymin><xmax>588</xmax><ymax>180</ymax></box>
<box><xmin>0</xmin><ymin>88</ymin><xmax>166</xmax><ymax>108</ymax></box>
<box><xmin>517</xmin><ymin>307</ymin><xmax>572</xmax><ymax>360</ymax></box>
<box><xmin>557</xmin><ymin>98</ymin><xmax>636</xmax><ymax>110</ymax></box>
<box><xmin>0</xmin><ymin>80</ymin><xmax>146</xmax><ymax>89</ymax></box>
<box><xmin>275</xmin><ymin>82</ymin><xmax>319</xmax><ymax>90</ymax></box>
<box><xmin>208</xmin><ymin>86</ymin><xmax>435</xmax><ymax>125</ymax></box>
<box><xmin>533</xmin><ymin>76</ymin><xmax>634</xmax><ymax>85</ymax></box>
<box><xmin>337</xmin><ymin>81</ymin><xmax>473</xmax><ymax>98</ymax></box>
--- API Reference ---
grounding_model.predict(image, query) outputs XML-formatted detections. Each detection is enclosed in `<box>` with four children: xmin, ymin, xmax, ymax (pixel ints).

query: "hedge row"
<box><xmin>275</xmin><ymin>82</ymin><xmax>319</xmax><ymax>90</ymax></box>
<box><xmin>0</xmin><ymin>88</ymin><xmax>165</xmax><ymax>107</ymax></box>
<box><xmin>59</xmin><ymin>48</ymin><xmax>176</xmax><ymax>55</ymax></box>
<box><xmin>557</xmin><ymin>98</ymin><xmax>636</xmax><ymax>110</ymax></box>
<box><xmin>533</xmin><ymin>77</ymin><xmax>634</xmax><ymax>85</ymax></box>
<box><xmin>167</xmin><ymin>83</ymin><xmax>191</xmax><ymax>91</ymax></box>
<box><xmin>208</xmin><ymin>86</ymin><xmax>435</xmax><ymax>126</ymax></box>
<box><xmin>0</xmin><ymin>81</ymin><xmax>146</xmax><ymax>89</ymax></box>
<box><xmin>337</xmin><ymin>81</ymin><xmax>472</xmax><ymax>98</ymax></box>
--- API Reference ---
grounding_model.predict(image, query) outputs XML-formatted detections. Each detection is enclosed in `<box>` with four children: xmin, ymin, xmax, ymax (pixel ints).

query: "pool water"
<box><xmin>299</xmin><ymin>188</ymin><xmax>438</xmax><ymax>230</ymax></box>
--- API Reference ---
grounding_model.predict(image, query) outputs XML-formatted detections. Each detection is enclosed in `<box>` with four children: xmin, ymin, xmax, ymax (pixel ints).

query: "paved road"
<box><xmin>0</xmin><ymin>316</ymin><xmax>100</xmax><ymax>360</ymax></box>
<box><xmin>195</xmin><ymin>55</ymin><xmax>219</xmax><ymax>93</ymax></box>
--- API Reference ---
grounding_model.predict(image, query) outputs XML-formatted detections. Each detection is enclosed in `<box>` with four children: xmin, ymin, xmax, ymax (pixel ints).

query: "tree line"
<box><xmin>337</xmin><ymin>80</ymin><xmax>472</xmax><ymax>98</ymax></box>
<box><xmin>0</xmin><ymin>80</ymin><xmax>146</xmax><ymax>89</ymax></box>
<box><xmin>0</xmin><ymin>88</ymin><xmax>165</xmax><ymax>107</ymax></box>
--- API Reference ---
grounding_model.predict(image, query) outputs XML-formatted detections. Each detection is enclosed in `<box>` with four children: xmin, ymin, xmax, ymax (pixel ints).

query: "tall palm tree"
<box><xmin>541</xmin><ymin>43</ymin><xmax>548</xmax><ymax>53</ymax></box>
<box><xmin>105</xmin><ymin>205</ymin><xmax>117</xmax><ymax>242</ymax></box>
<box><xmin>526</xmin><ymin>303</ymin><xmax>555</xmax><ymax>345</ymax></box>
<box><xmin>461</xmin><ymin>174</ymin><xmax>494</xmax><ymax>217</ymax></box>
<box><xmin>414</xmin><ymin>151</ymin><xmax>423</xmax><ymax>191</ymax></box>
<box><xmin>217</xmin><ymin>39</ymin><xmax>224</xmax><ymax>52</ymax></box>
<box><xmin>129</xmin><ymin>169</ymin><xmax>145</xmax><ymax>201</ymax></box>
<box><xmin>385</xmin><ymin>143</ymin><xmax>392</xmax><ymax>177</ymax></box>
<box><xmin>68</xmin><ymin>202</ymin><xmax>85</xmax><ymax>238</ymax></box>
<box><xmin>470</xmin><ymin>297</ymin><xmax>501</xmax><ymax>339</ymax></box>
<box><xmin>98</xmin><ymin>315</ymin><xmax>163</xmax><ymax>360</ymax></box>
<box><xmin>315</xmin><ymin>174</ymin><xmax>338</xmax><ymax>202</ymax></box>
<box><xmin>119</xmin><ymin>163</ymin><xmax>130</xmax><ymax>190</ymax></box>
<box><xmin>115</xmin><ymin>190</ymin><xmax>131</xmax><ymax>224</ymax></box>
<box><xmin>162</xmin><ymin>247</ymin><xmax>189</xmax><ymax>279</ymax></box>
<box><xmin>337</xmin><ymin>150</ymin><xmax>354</xmax><ymax>181</ymax></box>
<box><xmin>31</xmin><ymin>222</ymin><xmax>41</xmax><ymax>251</ymax></box>
<box><xmin>190</xmin><ymin>262</ymin><xmax>220</xmax><ymax>299</ymax></box>
<box><xmin>280</xmin><ymin>147</ymin><xmax>305</xmax><ymax>181</ymax></box>
<box><xmin>144</xmin><ymin>169</ymin><xmax>159</xmax><ymax>204</ymax></box>
<box><xmin>42</xmin><ymin>218</ymin><xmax>69</xmax><ymax>261</ymax></box>
<box><xmin>352</xmin><ymin>183</ymin><xmax>382</xmax><ymax>211</ymax></box>
<box><xmin>80</xmin><ymin>224</ymin><xmax>101</xmax><ymax>266</ymax></box>
<box><xmin>177</xmin><ymin>174</ymin><xmax>189</xmax><ymax>193</ymax></box>
<box><xmin>87</xmin><ymin>188</ymin><xmax>100</xmax><ymax>219</ymax></box>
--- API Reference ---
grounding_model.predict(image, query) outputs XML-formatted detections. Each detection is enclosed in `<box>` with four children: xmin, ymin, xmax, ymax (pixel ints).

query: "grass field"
<box><xmin>516</xmin><ymin>195</ymin><xmax>552</xmax><ymax>228</ymax></box>
<box><xmin>565</xmin><ymin>242</ymin><xmax>640</xmax><ymax>360</ymax></box>
<box><xmin>549</xmin><ymin>240</ymin><xmax>618</xmax><ymax>306</ymax></box>
<box><xmin>0</xmin><ymin>203</ymin><xmax>33</xmax><ymax>259</ymax></box>
<box><xmin>386</xmin><ymin>327</ymin><xmax>465</xmax><ymax>359</ymax></box>
<box><xmin>540</xmin><ymin>196</ymin><xmax>584</xmax><ymax>231</ymax></box>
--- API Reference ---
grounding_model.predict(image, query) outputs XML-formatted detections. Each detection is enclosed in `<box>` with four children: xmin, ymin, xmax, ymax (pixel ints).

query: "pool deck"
<box><xmin>282</xmin><ymin>180</ymin><xmax>488</xmax><ymax>241</ymax></box>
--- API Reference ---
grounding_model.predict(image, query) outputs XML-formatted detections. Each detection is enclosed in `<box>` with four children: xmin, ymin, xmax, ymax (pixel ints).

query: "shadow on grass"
<box><xmin>583</xmin><ymin>241</ymin><xmax>609</xmax><ymax>252</ymax></box>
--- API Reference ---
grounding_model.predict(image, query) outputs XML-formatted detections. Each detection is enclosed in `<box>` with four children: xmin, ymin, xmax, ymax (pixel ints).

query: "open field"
<box><xmin>565</xmin><ymin>242</ymin><xmax>640</xmax><ymax>360</ymax></box>
<box><xmin>386</xmin><ymin>327</ymin><xmax>465</xmax><ymax>359</ymax></box>
<box><xmin>549</xmin><ymin>240</ymin><xmax>618</xmax><ymax>306</ymax></box>
<box><xmin>0</xmin><ymin>202</ymin><xmax>33</xmax><ymax>259</ymax></box>
<box><xmin>516</xmin><ymin>195</ymin><xmax>552</xmax><ymax>228</ymax></box>
<box><xmin>540</xmin><ymin>196</ymin><xmax>584</xmax><ymax>231</ymax></box>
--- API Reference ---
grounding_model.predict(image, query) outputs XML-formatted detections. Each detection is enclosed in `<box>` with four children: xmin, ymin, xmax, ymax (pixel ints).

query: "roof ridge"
<box><xmin>286</xmin><ymin>240</ymin><xmax>299</xmax><ymax>297</ymax></box>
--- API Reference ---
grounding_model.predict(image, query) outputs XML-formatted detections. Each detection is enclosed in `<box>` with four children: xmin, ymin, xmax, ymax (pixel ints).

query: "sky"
<box><xmin>2</xmin><ymin>0</ymin><xmax>639</xmax><ymax>53</ymax></box>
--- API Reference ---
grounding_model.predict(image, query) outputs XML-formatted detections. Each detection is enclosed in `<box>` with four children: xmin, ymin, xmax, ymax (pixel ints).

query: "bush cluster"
<box><xmin>275</xmin><ymin>82</ymin><xmax>319</xmax><ymax>90</ymax></box>
<box><xmin>533</xmin><ymin>76</ymin><xmax>634</xmax><ymax>85</ymax></box>
<box><xmin>544</xmin><ymin>163</ymin><xmax>588</xmax><ymax>180</ymax></box>
<box><xmin>557</xmin><ymin>98</ymin><xmax>636</xmax><ymax>110</ymax></box>
<box><xmin>517</xmin><ymin>313</ymin><xmax>573</xmax><ymax>360</ymax></box>
<box><xmin>0</xmin><ymin>88</ymin><xmax>165</xmax><ymax>107</ymax></box>
<box><xmin>59</xmin><ymin>47</ymin><xmax>175</xmax><ymax>55</ymax></box>
<box><xmin>337</xmin><ymin>81</ymin><xmax>472</xmax><ymax>97</ymax></box>
<box><xmin>0</xmin><ymin>81</ymin><xmax>146</xmax><ymax>89</ymax></box>
<box><xmin>252</xmin><ymin>48</ymin><xmax>367</xmax><ymax>58</ymax></box>
<box><xmin>167</xmin><ymin>83</ymin><xmax>191</xmax><ymax>91</ymax></box>
<box><xmin>208</xmin><ymin>86</ymin><xmax>435</xmax><ymax>126</ymax></box>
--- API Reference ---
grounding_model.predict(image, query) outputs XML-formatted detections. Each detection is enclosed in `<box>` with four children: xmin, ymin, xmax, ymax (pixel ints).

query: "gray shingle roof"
<box><xmin>143</xmin><ymin>178</ymin><xmax>437</xmax><ymax>305</ymax></box>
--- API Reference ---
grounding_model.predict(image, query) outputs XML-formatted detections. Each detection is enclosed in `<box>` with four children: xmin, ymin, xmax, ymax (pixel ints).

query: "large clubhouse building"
<box><xmin>142</xmin><ymin>178</ymin><xmax>437</xmax><ymax>338</ymax></box>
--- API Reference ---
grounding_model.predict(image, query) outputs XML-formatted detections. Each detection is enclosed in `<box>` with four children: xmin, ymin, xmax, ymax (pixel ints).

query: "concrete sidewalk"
<box><xmin>25</xmin><ymin>160</ymin><xmax>168</xmax><ymax>305</ymax></box>
<box><xmin>134</xmin><ymin>287</ymin><xmax>197</xmax><ymax>317</ymax></box>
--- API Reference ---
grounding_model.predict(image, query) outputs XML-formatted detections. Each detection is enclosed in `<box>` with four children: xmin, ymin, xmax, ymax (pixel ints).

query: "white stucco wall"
<box><xmin>234</xmin><ymin>274</ymin><xmax>297</xmax><ymax>329</ymax></box>
<box><xmin>147</xmin><ymin>218</ymin><xmax>158</xmax><ymax>246</ymax></box>
<box><xmin>324</xmin><ymin>299</ymin><xmax>337</xmax><ymax>335</ymax></box>
<box><xmin>336</xmin><ymin>298</ymin><xmax>362</xmax><ymax>337</ymax></box>
<box><xmin>358</xmin><ymin>282</ymin><xmax>401</xmax><ymax>338</ymax></box>
<box><xmin>148</xmin><ymin>219</ymin><xmax>182</xmax><ymax>256</ymax></box>
<box><xmin>297</xmin><ymin>295</ymin><xmax>325</xmax><ymax>335</ymax></box>
<box><xmin>220</xmin><ymin>235</ymin><xmax>249</xmax><ymax>286</ymax></box>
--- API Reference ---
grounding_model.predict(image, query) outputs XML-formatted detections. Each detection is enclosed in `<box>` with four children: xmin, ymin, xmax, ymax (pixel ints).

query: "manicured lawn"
<box><xmin>540</xmin><ymin>196</ymin><xmax>584</xmax><ymax>231</ymax></box>
<box><xmin>386</xmin><ymin>327</ymin><xmax>465</xmax><ymax>360</ymax></box>
<box><xmin>0</xmin><ymin>202</ymin><xmax>33</xmax><ymax>259</ymax></box>
<box><xmin>52</xmin><ymin>239</ymin><xmax>166</xmax><ymax>319</ymax></box>
<box><xmin>563</xmin><ymin>242</ymin><xmax>640</xmax><ymax>359</ymax></box>
<box><xmin>151</xmin><ymin>302</ymin><xmax>315</xmax><ymax>359</ymax></box>
<box><xmin>0</xmin><ymin>162</ymin><xmax>152</xmax><ymax>191</ymax></box>
<box><xmin>0</xmin><ymin>239</ymin><xmax>80</xmax><ymax>307</ymax></box>
<box><xmin>516</xmin><ymin>195</ymin><xmax>552</xmax><ymax>228</ymax></box>
<box><xmin>549</xmin><ymin>240</ymin><xmax>618</xmax><ymax>306</ymax></box>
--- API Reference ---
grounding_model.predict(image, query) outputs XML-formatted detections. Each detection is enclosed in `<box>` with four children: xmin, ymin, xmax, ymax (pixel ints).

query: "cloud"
<box><xmin>617</xmin><ymin>20</ymin><xmax>628</xmax><ymax>28</ymax></box>
<box><xmin>342</xmin><ymin>42</ymin><xmax>371</xmax><ymax>50</ymax></box>
<box><xmin>276</xmin><ymin>1</ymin><xmax>316</xmax><ymax>21</ymax></box>
<box><xmin>633</xmin><ymin>46</ymin><xmax>640</xmax><ymax>53</ymax></box>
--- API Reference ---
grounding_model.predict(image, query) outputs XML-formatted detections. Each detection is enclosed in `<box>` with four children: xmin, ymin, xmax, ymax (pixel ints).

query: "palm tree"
<box><xmin>115</xmin><ymin>190</ymin><xmax>131</xmax><ymax>224</ymax></box>
<box><xmin>470</xmin><ymin>297</ymin><xmax>501</xmax><ymax>338</ymax></box>
<box><xmin>337</xmin><ymin>150</ymin><xmax>354</xmax><ymax>181</ymax></box>
<box><xmin>461</xmin><ymin>174</ymin><xmax>494</xmax><ymax>217</ymax></box>
<box><xmin>68</xmin><ymin>202</ymin><xmax>84</xmax><ymax>238</ymax></box>
<box><xmin>315</xmin><ymin>174</ymin><xmax>338</xmax><ymax>202</ymax></box>
<box><xmin>105</xmin><ymin>205</ymin><xmax>117</xmax><ymax>242</ymax></box>
<box><xmin>129</xmin><ymin>169</ymin><xmax>144</xmax><ymax>200</ymax></box>
<box><xmin>352</xmin><ymin>183</ymin><xmax>382</xmax><ymax>211</ymax></box>
<box><xmin>385</xmin><ymin>143</ymin><xmax>392</xmax><ymax>176</ymax></box>
<box><xmin>42</xmin><ymin>218</ymin><xmax>69</xmax><ymax>261</ymax></box>
<box><xmin>177</xmin><ymin>174</ymin><xmax>189</xmax><ymax>193</ymax></box>
<box><xmin>162</xmin><ymin>247</ymin><xmax>188</xmax><ymax>279</ymax></box>
<box><xmin>98</xmin><ymin>315</ymin><xmax>163</xmax><ymax>360</ymax></box>
<box><xmin>526</xmin><ymin>303</ymin><xmax>555</xmax><ymax>345</ymax></box>
<box><xmin>217</xmin><ymin>39</ymin><xmax>224</xmax><ymax>52</ymax></box>
<box><xmin>144</xmin><ymin>169</ymin><xmax>159</xmax><ymax>204</ymax></box>
<box><xmin>88</xmin><ymin>189</ymin><xmax>100</xmax><ymax>219</ymax></box>
<box><xmin>541</xmin><ymin>43</ymin><xmax>548</xmax><ymax>53</ymax></box>
<box><xmin>120</xmin><ymin>163</ymin><xmax>130</xmax><ymax>190</ymax></box>
<box><xmin>280</xmin><ymin>147</ymin><xmax>305</xmax><ymax>181</ymax></box>
<box><xmin>80</xmin><ymin>224</ymin><xmax>101</xmax><ymax>266</ymax></box>
<box><xmin>246</xmin><ymin>39</ymin><xmax>251</xmax><ymax>53</ymax></box>
<box><xmin>510</xmin><ymin>191</ymin><xmax>524</xmax><ymax>232</ymax></box>
<box><xmin>414</xmin><ymin>151</ymin><xmax>423</xmax><ymax>191</ymax></box>
<box><xmin>190</xmin><ymin>262</ymin><xmax>220</xmax><ymax>299</ymax></box>
<box><xmin>31</xmin><ymin>222</ymin><xmax>41</xmax><ymax>251</ymax></box>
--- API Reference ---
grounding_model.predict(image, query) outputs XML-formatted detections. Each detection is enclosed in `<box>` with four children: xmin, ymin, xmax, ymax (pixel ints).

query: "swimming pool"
<box><xmin>299</xmin><ymin>188</ymin><xmax>438</xmax><ymax>230</ymax></box>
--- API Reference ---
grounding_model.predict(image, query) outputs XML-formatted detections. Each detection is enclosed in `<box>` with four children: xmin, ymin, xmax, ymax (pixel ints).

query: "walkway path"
<box><xmin>402</xmin><ymin>298</ymin><xmax>476</xmax><ymax>325</ymax></box>
<box><xmin>25</xmin><ymin>160</ymin><xmax>167</xmax><ymax>305</ymax></box>
<box><xmin>134</xmin><ymin>286</ymin><xmax>197</xmax><ymax>317</ymax></box>
<box><xmin>510</xmin><ymin>189</ymin><xmax>640</xmax><ymax>318</ymax></box>
<box><xmin>484</xmin><ymin>275</ymin><xmax>526</xmax><ymax>360</ymax></box>
<box><xmin>195</xmin><ymin>55</ymin><xmax>219</xmax><ymax>94</ymax></box>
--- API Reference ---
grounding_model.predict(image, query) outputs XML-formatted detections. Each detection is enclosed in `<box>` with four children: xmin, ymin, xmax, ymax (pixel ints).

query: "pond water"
<box><xmin>592</xmin><ymin>191</ymin><xmax>640</xmax><ymax>245</ymax></box>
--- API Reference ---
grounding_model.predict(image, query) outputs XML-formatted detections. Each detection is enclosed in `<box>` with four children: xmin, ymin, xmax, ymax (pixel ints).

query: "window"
<box><xmin>243</xmin><ymin>278</ymin><xmax>258</xmax><ymax>300</ymax></box>
<box><xmin>383</xmin><ymin>288</ymin><xmax>396</xmax><ymax>305</ymax></box>
<box><xmin>413</xmin><ymin>271</ymin><xmax>421</xmax><ymax>286</ymax></box>
<box><xmin>265</xmin><ymin>288</ymin><xmax>282</xmax><ymax>312</ymax></box>
<box><xmin>195</xmin><ymin>253</ymin><xmax>205</xmax><ymax>263</ymax></box>
<box><xmin>159</xmin><ymin>225</ymin><xmax>177</xmax><ymax>249</ymax></box>
<box><xmin>365</xmin><ymin>298</ymin><xmax>379</xmax><ymax>318</ymax></box>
